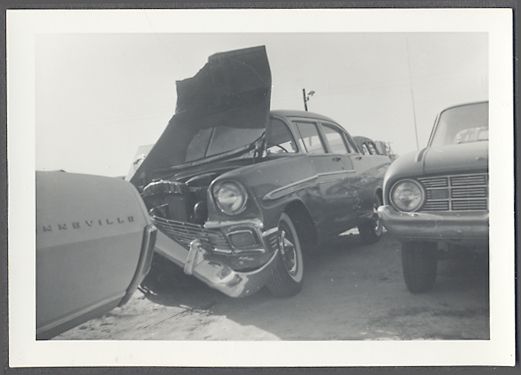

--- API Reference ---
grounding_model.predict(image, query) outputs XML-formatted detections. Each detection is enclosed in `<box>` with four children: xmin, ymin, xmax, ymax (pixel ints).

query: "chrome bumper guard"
<box><xmin>378</xmin><ymin>205</ymin><xmax>489</xmax><ymax>242</ymax></box>
<box><xmin>153</xmin><ymin>221</ymin><xmax>279</xmax><ymax>298</ymax></box>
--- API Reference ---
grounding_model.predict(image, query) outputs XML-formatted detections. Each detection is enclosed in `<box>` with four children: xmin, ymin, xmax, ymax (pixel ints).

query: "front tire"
<box><xmin>358</xmin><ymin>196</ymin><xmax>383</xmax><ymax>244</ymax></box>
<box><xmin>266</xmin><ymin>213</ymin><xmax>304</xmax><ymax>297</ymax></box>
<box><xmin>401</xmin><ymin>241</ymin><xmax>438</xmax><ymax>293</ymax></box>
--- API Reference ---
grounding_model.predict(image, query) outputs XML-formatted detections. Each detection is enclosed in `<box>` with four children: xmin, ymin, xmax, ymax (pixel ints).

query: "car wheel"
<box><xmin>266</xmin><ymin>213</ymin><xmax>304</xmax><ymax>297</ymax></box>
<box><xmin>358</xmin><ymin>196</ymin><xmax>383</xmax><ymax>244</ymax></box>
<box><xmin>401</xmin><ymin>241</ymin><xmax>438</xmax><ymax>293</ymax></box>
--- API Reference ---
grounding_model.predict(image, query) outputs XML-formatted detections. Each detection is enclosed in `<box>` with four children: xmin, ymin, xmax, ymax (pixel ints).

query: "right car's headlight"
<box><xmin>390</xmin><ymin>179</ymin><xmax>425</xmax><ymax>212</ymax></box>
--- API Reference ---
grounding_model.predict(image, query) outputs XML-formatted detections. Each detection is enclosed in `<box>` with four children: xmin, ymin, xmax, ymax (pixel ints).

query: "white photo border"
<box><xmin>7</xmin><ymin>8</ymin><xmax>515</xmax><ymax>367</ymax></box>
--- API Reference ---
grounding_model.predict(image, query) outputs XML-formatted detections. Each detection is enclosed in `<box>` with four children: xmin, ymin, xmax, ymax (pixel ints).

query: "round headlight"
<box><xmin>390</xmin><ymin>179</ymin><xmax>425</xmax><ymax>212</ymax></box>
<box><xmin>213</xmin><ymin>181</ymin><xmax>247</xmax><ymax>215</ymax></box>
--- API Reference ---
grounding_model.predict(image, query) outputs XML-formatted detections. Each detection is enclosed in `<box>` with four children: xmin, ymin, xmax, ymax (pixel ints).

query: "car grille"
<box><xmin>417</xmin><ymin>173</ymin><xmax>488</xmax><ymax>212</ymax></box>
<box><xmin>152</xmin><ymin>215</ymin><xmax>231</xmax><ymax>251</ymax></box>
<box><xmin>152</xmin><ymin>215</ymin><xmax>280</xmax><ymax>253</ymax></box>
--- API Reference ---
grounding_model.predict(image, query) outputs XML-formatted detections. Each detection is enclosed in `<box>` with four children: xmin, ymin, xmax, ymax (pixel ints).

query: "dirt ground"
<box><xmin>57</xmin><ymin>232</ymin><xmax>489</xmax><ymax>340</ymax></box>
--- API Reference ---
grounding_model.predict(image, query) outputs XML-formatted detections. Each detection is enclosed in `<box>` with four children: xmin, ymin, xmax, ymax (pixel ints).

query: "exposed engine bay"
<box><xmin>141</xmin><ymin>172</ymin><xmax>217</xmax><ymax>225</ymax></box>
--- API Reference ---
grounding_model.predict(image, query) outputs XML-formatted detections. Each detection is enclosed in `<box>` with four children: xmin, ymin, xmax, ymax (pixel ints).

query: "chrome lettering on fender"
<box><xmin>37</xmin><ymin>216</ymin><xmax>135</xmax><ymax>233</ymax></box>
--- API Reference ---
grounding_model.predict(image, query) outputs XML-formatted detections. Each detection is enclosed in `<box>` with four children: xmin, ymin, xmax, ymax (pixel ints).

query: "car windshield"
<box><xmin>184</xmin><ymin>126</ymin><xmax>264</xmax><ymax>162</ymax></box>
<box><xmin>430</xmin><ymin>102</ymin><xmax>489</xmax><ymax>147</ymax></box>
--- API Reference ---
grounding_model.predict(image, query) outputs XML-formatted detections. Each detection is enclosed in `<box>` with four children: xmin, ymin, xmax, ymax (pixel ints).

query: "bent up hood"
<box><xmin>130</xmin><ymin>46</ymin><xmax>272</xmax><ymax>184</ymax></box>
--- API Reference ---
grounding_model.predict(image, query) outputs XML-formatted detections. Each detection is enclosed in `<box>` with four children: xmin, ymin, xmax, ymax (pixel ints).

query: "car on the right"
<box><xmin>378</xmin><ymin>101</ymin><xmax>489</xmax><ymax>293</ymax></box>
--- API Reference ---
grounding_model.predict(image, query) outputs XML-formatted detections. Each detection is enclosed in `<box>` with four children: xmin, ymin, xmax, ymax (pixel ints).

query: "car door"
<box><xmin>292</xmin><ymin>119</ymin><xmax>354</xmax><ymax>237</ymax></box>
<box><xmin>318</xmin><ymin>122</ymin><xmax>362</xmax><ymax>231</ymax></box>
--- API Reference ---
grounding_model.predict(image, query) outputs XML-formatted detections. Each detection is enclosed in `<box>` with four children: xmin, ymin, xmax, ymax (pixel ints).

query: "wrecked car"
<box><xmin>129</xmin><ymin>46</ymin><xmax>391</xmax><ymax>298</ymax></box>
<box><xmin>36</xmin><ymin>171</ymin><xmax>156</xmax><ymax>339</ymax></box>
<box><xmin>378</xmin><ymin>101</ymin><xmax>489</xmax><ymax>293</ymax></box>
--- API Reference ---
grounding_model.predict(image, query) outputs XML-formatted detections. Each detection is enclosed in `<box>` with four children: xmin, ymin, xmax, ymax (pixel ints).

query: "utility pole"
<box><xmin>302</xmin><ymin>88</ymin><xmax>315</xmax><ymax>112</ymax></box>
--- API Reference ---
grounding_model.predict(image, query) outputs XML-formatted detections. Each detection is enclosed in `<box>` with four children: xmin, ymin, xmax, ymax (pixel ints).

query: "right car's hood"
<box><xmin>420</xmin><ymin>141</ymin><xmax>488</xmax><ymax>175</ymax></box>
<box><xmin>382</xmin><ymin>141</ymin><xmax>488</xmax><ymax>202</ymax></box>
<box><xmin>130</xmin><ymin>46</ymin><xmax>271</xmax><ymax>185</ymax></box>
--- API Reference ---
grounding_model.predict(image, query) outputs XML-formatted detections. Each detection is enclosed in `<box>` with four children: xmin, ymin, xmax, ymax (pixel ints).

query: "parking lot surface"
<box><xmin>57</xmin><ymin>233</ymin><xmax>489</xmax><ymax>340</ymax></box>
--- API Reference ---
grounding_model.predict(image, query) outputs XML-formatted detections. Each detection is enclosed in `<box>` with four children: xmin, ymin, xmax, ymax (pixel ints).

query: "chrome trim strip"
<box><xmin>226</xmin><ymin>228</ymin><xmax>265</xmax><ymax>253</ymax></box>
<box><xmin>204</xmin><ymin>218</ymin><xmax>264</xmax><ymax>230</ymax></box>
<box><xmin>319</xmin><ymin>170</ymin><xmax>356</xmax><ymax>177</ymax></box>
<box><xmin>264</xmin><ymin>176</ymin><xmax>316</xmax><ymax>201</ymax></box>
<box><xmin>262</xmin><ymin>227</ymin><xmax>279</xmax><ymax>236</ymax></box>
<box><xmin>263</xmin><ymin>170</ymin><xmax>355</xmax><ymax>201</ymax></box>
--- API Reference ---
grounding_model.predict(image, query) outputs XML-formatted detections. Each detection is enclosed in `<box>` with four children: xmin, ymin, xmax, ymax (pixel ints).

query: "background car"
<box><xmin>36</xmin><ymin>171</ymin><xmax>156</xmax><ymax>339</ymax></box>
<box><xmin>378</xmin><ymin>101</ymin><xmax>489</xmax><ymax>293</ymax></box>
<box><xmin>128</xmin><ymin>46</ymin><xmax>391</xmax><ymax>298</ymax></box>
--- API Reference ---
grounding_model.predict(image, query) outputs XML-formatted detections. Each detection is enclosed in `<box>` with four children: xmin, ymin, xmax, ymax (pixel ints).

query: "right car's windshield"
<box><xmin>430</xmin><ymin>102</ymin><xmax>489</xmax><ymax>147</ymax></box>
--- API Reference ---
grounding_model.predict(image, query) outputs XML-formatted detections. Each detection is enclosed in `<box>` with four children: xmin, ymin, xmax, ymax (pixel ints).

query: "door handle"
<box><xmin>332</xmin><ymin>156</ymin><xmax>341</xmax><ymax>162</ymax></box>
<box><xmin>354</xmin><ymin>155</ymin><xmax>362</xmax><ymax>160</ymax></box>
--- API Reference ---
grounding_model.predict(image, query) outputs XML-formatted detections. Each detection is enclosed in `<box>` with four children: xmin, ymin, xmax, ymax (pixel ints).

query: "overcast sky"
<box><xmin>35</xmin><ymin>32</ymin><xmax>487</xmax><ymax>177</ymax></box>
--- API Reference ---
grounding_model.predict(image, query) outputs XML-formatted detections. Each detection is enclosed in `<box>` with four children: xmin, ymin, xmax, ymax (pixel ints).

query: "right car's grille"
<box><xmin>418</xmin><ymin>173</ymin><xmax>488</xmax><ymax>212</ymax></box>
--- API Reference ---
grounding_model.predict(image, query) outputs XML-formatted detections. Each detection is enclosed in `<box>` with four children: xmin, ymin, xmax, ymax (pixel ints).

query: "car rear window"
<box><xmin>321</xmin><ymin>124</ymin><xmax>349</xmax><ymax>154</ymax></box>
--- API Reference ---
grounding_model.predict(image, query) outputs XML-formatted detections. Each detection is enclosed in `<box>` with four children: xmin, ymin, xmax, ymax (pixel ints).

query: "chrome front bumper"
<box><xmin>153</xmin><ymin>226</ymin><xmax>279</xmax><ymax>298</ymax></box>
<box><xmin>378</xmin><ymin>205</ymin><xmax>489</xmax><ymax>243</ymax></box>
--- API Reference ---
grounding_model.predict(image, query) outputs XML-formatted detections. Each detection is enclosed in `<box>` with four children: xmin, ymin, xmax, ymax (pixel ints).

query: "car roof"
<box><xmin>353</xmin><ymin>135</ymin><xmax>374</xmax><ymax>143</ymax></box>
<box><xmin>440</xmin><ymin>100</ymin><xmax>488</xmax><ymax>113</ymax></box>
<box><xmin>270</xmin><ymin>109</ymin><xmax>338</xmax><ymax>124</ymax></box>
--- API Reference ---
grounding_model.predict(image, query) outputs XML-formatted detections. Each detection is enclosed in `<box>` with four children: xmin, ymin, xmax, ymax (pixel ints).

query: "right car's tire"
<box><xmin>401</xmin><ymin>241</ymin><xmax>438</xmax><ymax>293</ymax></box>
<box><xmin>266</xmin><ymin>213</ymin><xmax>304</xmax><ymax>298</ymax></box>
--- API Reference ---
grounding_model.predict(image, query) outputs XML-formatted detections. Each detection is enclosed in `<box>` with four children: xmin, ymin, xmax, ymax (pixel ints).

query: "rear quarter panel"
<box><xmin>352</xmin><ymin>154</ymin><xmax>391</xmax><ymax>212</ymax></box>
<box><xmin>36</xmin><ymin>172</ymin><xmax>152</xmax><ymax>338</ymax></box>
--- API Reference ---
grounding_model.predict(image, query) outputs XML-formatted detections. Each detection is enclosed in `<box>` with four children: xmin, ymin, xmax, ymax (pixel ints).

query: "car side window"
<box><xmin>267</xmin><ymin>118</ymin><xmax>298</xmax><ymax>154</ymax></box>
<box><xmin>294</xmin><ymin>121</ymin><xmax>326</xmax><ymax>154</ymax></box>
<box><xmin>345</xmin><ymin>135</ymin><xmax>360</xmax><ymax>154</ymax></box>
<box><xmin>321</xmin><ymin>124</ymin><xmax>350</xmax><ymax>154</ymax></box>
<box><xmin>367</xmin><ymin>142</ymin><xmax>378</xmax><ymax>155</ymax></box>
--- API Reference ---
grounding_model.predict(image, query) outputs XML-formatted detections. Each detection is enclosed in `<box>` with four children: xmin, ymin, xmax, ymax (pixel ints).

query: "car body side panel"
<box><xmin>206</xmin><ymin>154</ymin><xmax>325</xmax><ymax>234</ymax></box>
<box><xmin>207</xmin><ymin>149</ymin><xmax>387</xmax><ymax>242</ymax></box>
<box><xmin>350</xmin><ymin>154</ymin><xmax>391</xmax><ymax>212</ymax></box>
<box><xmin>36</xmin><ymin>172</ymin><xmax>154</xmax><ymax>339</ymax></box>
<box><xmin>309</xmin><ymin>154</ymin><xmax>359</xmax><ymax>236</ymax></box>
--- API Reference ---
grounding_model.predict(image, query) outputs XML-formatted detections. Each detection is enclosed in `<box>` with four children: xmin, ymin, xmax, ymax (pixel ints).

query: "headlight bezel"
<box><xmin>212</xmin><ymin>180</ymin><xmax>248</xmax><ymax>216</ymax></box>
<box><xmin>389</xmin><ymin>178</ymin><xmax>425</xmax><ymax>212</ymax></box>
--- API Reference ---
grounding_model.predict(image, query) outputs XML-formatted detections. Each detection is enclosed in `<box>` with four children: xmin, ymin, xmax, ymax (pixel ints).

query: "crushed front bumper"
<box><xmin>152</xmin><ymin>218</ymin><xmax>279</xmax><ymax>297</ymax></box>
<box><xmin>378</xmin><ymin>205</ymin><xmax>489</xmax><ymax>243</ymax></box>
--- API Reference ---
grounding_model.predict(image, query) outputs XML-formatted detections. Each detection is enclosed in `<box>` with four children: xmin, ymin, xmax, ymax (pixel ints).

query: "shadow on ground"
<box><xmin>138</xmin><ymin>233</ymin><xmax>489</xmax><ymax>340</ymax></box>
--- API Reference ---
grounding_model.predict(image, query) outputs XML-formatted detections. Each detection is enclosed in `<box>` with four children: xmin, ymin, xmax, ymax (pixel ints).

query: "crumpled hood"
<box><xmin>420</xmin><ymin>141</ymin><xmax>488</xmax><ymax>175</ymax></box>
<box><xmin>130</xmin><ymin>46</ymin><xmax>271</xmax><ymax>184</ymax></box>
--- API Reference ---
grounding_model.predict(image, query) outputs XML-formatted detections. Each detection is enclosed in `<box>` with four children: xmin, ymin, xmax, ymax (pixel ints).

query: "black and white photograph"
<box><xmin>6</xmin><ymin>8</ymin><xmax>515</xmax><ymax>367</ymax></box>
